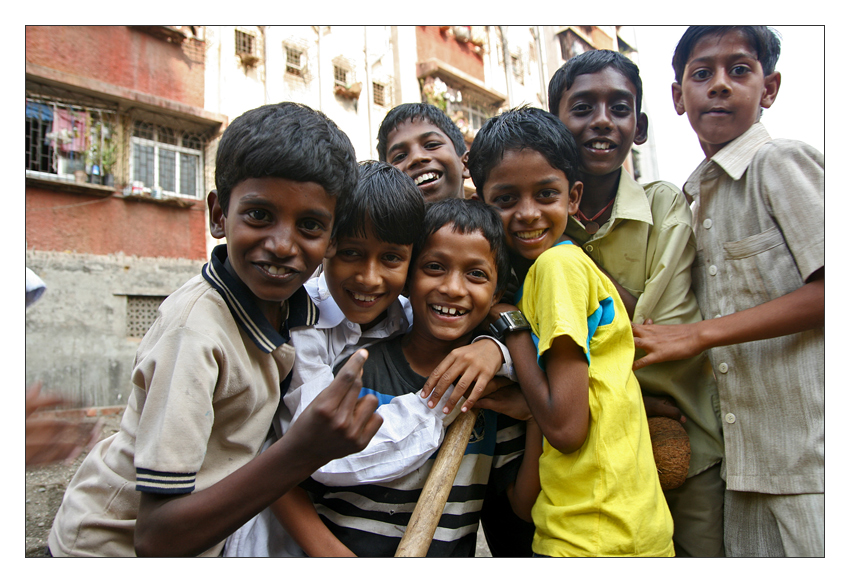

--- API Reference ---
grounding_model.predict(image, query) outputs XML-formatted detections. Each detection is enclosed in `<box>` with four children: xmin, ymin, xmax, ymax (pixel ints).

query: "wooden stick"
<box><xmin>394</xmin><ymin>409</ymin><xmax>478</xmax><ymax>557</ymax></box>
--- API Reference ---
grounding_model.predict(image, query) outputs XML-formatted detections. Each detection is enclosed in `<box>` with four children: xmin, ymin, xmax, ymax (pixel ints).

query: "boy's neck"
<box><xmin>401</xmin><ymin>328</ymin><xmax>474</xmax><ymax>378</ymax></box>
<box><xmin>578</xmin><ymin>169</ymin><xmax>621</xmax><ymax>218</ymax></box>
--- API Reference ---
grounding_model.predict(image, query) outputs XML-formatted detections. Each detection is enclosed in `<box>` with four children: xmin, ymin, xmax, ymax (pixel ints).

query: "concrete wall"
<box><xmin>25</xmin><ymin>250</ymin><xmax>205</xmax><ymax>408</ymax></box>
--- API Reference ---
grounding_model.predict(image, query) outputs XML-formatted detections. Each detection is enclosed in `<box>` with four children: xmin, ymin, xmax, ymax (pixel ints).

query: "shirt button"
<box><xmin>703</xmin><ymin>218</ymin><xmax>712</xmax><ymax>229</ymax></box>
<box><xmin>347</xmin><ymin>322</ymin><xmax>356</xmax><ymax>329</ymax></box>
<box><xmin>585</xmin><ymin>245</ymin><xmax>593</xmax><ymax>253</ymax></box>
<box><xmin>725</xmin><ymin>413</ymin><xmax>736</xmax><ymax>424</ymax></box>
<box><xmin>708</xmin><ymin>265</ymin><xmax>718</xmax><ymax>275</ymax></box>
<box><xmin>718</xmin><ymin>362</ymin><xmax>729</xmax><ymax>373</ymax></box>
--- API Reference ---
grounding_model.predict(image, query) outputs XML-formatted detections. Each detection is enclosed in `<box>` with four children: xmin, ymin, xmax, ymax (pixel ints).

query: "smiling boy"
<box><xmin>469</xmin><ymin>106</ymin><xmax>674</xmax><ymax>557</ymax></box>
<box><xmin>377</xmin><ymin>103</ymin><xmax>469</xmax><ymax>202</ymax></box>
<box><xmin>48</xmin><ymin>103</ymin><xmax>382</xmax><ymax>557</ymax></box>
<box><xmin>548</xmin><ymin>50</ymin><xmax>725</xmax><ymax>557</ymax></box>
<box><xmin>296</xmin><ymin>198</ymin><xmax>540</xmax><ymax>557</ymax></box>
<box><xmin>633</xmin><ymin>26</ymin><xmax>824</xmax><ymax>557</ymax></box>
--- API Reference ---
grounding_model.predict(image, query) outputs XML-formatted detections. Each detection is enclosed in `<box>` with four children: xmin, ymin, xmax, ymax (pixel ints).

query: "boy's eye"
<box><xmin>490</xmin><ymin>194</ymin><xmax>516</xmax><ymax>207</ymax></box>
<box><xmin>730</xmin><ymin>65</ymin><xmax>751</xmax><ymax>76</ymax></box>
<box><xmin>390</xmin><ymin>151</ymin><xmax>407</xmax><ymax>164</ymax></box>
<box><xmin>383</xmin><ymin>253</ymin><xmax>403</xmax><ymax>264</ymax></box>
<box><xmin>537</xmin><ymin>189</ymin><xmax>559</xmax><ymax>200</ymax></box>
<box><xmin>611</xmin><ymin>103</ymin><xmax>632</xmax><ymax>116</ymax></box>
<box><xmin>570</xmin><ymin>103</ymin><xmax>592</xmax><ymax>115</ymax></box>
<box><xmin>299</xmin><ymin>219</ymin><xmax>325</xmax><ymax>234</ymax></box>
<box><xmin>691</xmin><ymin>69</ymin><xmax>711</xmax><ymax>81</ymax></box>
<box><xmin>422</xmin><ymin>261</ymin><xmax>444</xmax><ymax>273</ymax></box>
<box><xmin>338</xmin><ymin>248</ymin><xmax>360</xmax><ymax>259</ymax></box>
<box><xmin>468</xmin><ymin>269</ymin><xmax>489</xmax><ymax>281</ymax></box>
<box><xmin>246</xmin><ymin>209</ymin><xmax>271</xmax><ymax>222</ymax></box>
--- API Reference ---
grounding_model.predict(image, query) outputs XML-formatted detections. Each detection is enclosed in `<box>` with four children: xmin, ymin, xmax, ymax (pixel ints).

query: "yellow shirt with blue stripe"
<box><xmin>517</xmin><ymin>241</ymin><xmax>674</xmax><ymax>557</ymax></box>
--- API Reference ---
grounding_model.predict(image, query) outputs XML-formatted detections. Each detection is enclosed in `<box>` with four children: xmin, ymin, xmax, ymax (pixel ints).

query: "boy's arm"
<box><xmin>270</xmin><ymin>487</ymin><xmax>355</xmax><ymax>557</ymax></box>
<box><xmin>134</xmin><ymin>351</ymin><xmax>382</xmax><ymax>557</ymax></box>
<box><xmin>633</xmin><ymin>268</ymin><xmax>824</xmax><ymax>369</ymax></box>
<box><xmin>501</xmin><ymin>322</ymin><xmax>589</xmax><ymax>454</ymax></box>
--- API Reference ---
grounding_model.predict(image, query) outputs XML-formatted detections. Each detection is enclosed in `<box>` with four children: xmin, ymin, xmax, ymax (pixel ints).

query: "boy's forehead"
<box><xmin>562</xmin><ymin>67</ymin><xmax>637</xmax><ymax>103</ymax></box>
<box><xmin>423</xmin><ymin>225</ymin><xmax>496</xmax><ymax>262</ymax></box>
<box><xmin>688</xmin><ymin>30</ymin><xmax>759</xmax><ymax>65</ymax></box>
<box><xmin>387</xmin><ymin>118</ymin><xmax>450</xmax><ymax>147</ymax></box>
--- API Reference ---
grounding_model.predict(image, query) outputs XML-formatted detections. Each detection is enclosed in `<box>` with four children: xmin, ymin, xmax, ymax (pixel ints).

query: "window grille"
<box><xmin>130</xmin><ymin>121</ymin><xmax>204</xmax><ymax>199</ymax></box>
<box><xmin>25</xmin><ymin>98</ymin><xmax>117</xmax><ymax>182</ymax></box>
<box><xmin>334</xmin><ymin>65</ymin><xmax>349</xmax><ymax>86</ymax></box>
<box><xmin>126</xmin><ymin>295</ymin><xmax>166</xmax><ymax>338</ymax></box>
<box><xmin>235</xmin><ymin>30</ymin><xmax>256</xmax><ymax>56</ymax></box>
<box><xmin>285</xmin><ymin>46</ymin><xmax>305</xmax><ymax>75</ymax></box>
<box><xmin>372</xmin><ymin>82</ymin><xmax>386</xmax><ymax>107</ymax></box>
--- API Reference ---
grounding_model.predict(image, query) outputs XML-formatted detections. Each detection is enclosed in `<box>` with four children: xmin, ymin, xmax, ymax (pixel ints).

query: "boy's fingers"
<box><xmin>421</xmin><ymin>359</ymin><xmax>457</xmax><ymax>405</ymax></box>
<box><xmin>327</xmin><ymin>349</ymin><xmax>368</xmax><ymax>402</ymax></box>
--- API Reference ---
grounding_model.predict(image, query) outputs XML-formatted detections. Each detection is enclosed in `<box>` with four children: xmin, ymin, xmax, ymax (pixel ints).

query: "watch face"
<box><xmin>505</xmin><ymin>311</ymin><xmax>528</xmax><ymax>327</ymax></box>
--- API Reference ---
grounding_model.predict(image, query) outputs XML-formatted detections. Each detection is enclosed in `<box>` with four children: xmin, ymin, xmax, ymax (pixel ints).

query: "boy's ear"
<box><xmin>760</xmin><ymin>71</ymin><xmax>781</xmax><ymax>109</ymax></box>
<box><xmin>568</xmin><ymin>181</ymin><xmax>583</xmax><ymax>216</ymax></box>
<box><xmin>324</xmin><ymin>238</ymin><xmax>338</xmax><ymax>259</ymax></box>
<box><xmin>671</xmin><ymin>82</ymin><xmax>686</xmax><ymax>116</ymax></box>
<box><xmin>461</xmin><ymin>151</ymin><xmax>471</xmax><ymax>180</ymax></box>
<box><xmin>208</xmin><ymin>190</ymin><xmax>226</xmax><ymax>239</ymax></box>
<box><xmin>634</xmin><ymin>112</ymin><xmax>649</xmax><ymax>146</ymax></box>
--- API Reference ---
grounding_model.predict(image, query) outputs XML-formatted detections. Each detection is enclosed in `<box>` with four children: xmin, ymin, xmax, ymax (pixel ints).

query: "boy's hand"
<box><xmin>487</xmin><ymin>302</ymin><xmax>520</xmax><ymax>326</ymax></box>
<box><xmin>477</xmin><ymin>383</ymin><xmax>532</xmax><ymax>421</ymax></box>
<box><xmin>287</xmin><ymin>350</ymin><xmax>383</xmax><ymax>466</ymax></box>
<box><xmin>642</xmin><ymin>395</ymin><xmax>686</xmax><ymax>425</ymax></box>
<box><xmin>420</xmin><ymin>339</ymin><xmax>504</xmax><ymax>414</ymax></box>
<box><xmin>632</xmin><ymin>322</ymin><xmax>703</xmax><ymax>369</ymax></box>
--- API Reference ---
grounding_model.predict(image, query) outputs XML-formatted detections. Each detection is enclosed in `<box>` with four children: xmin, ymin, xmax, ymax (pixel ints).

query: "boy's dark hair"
<box><xmin>467</xmin><ymin>106</ymin><xmax>582</xmax><ymax>194</ymax></box>
<box><xmin>376</xmin><ymin>103</ymin><xmax>467</xmax><ymax>162</ymax></box>
<box><xmin>333</xmin><ymin>160</ymin><xmax>426</xmax><ymax>244</ymax></box>
<box><xmin>548</xmin><ymin>49</ymin><xmax>643</xmax><ymax>116</ymax></box>
<box><xmin>412</xmin><ymin>198</ymin><xmax>511</xmax><ymax>294</ymax></box>
<box><xmin>672</xmin><ymin>26</ymin><xmax>782</xmax><ymax>84</ymax></box>
<box><xmin>214</xmin><ymin>102</ymin><xmax>358</xmax><ymax>215</ymax></box>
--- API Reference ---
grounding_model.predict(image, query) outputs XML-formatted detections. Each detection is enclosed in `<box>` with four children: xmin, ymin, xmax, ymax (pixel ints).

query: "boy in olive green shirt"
<box><xmin>548</xmin><ymin>49</ymin><xmax>724</xmax><ymax>557</ymax></box>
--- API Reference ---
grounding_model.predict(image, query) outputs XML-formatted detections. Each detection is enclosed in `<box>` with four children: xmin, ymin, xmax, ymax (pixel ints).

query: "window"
<box><xmin>235</xmin><ymin>29</ymin><xmax>256</xmax><ymax>57</ymax></box>
<box><xmin>130</xmin><ymin>121</ymin><xmax>204</xmax><ymax>199</ymax></box>
<box><xmin>558</xmin><ymin>29</ymin><xmax>592</xmax><ymax>62</ymax></box>
<box><xmin>126</xmin><ymin>295</ymin><xmax>166</xmax><ymax>338</ymax></box>
<box><xmin>334</xmin><ymin>64</ymin><xmax>350</xmax><ymax>87</ymax></box>
<box><xmin>285</xmin><ymin>45</ymin><xmax>305</xmax><ymax>76</ymax></box>
<box><xmin>448</xmin><ymin>100</ymin><xmax>490</xmax><ymax>133</ymax></box>
<box><xmin>25</xmin><ymin>97</ymin><xmax>117</xmax><ymax>183</ymax></box>
<box><xmin>372</xmin><ymin>81</ymin><xmax>386</xmax><ymax>107</ymax></box>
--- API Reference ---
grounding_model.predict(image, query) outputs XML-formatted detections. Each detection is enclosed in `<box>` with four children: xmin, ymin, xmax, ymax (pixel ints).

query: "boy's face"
<box><xmin>672</xmin><ymin>29</ymin><xmax>781</xmax><ymax>158</ymax></box>
<box><xmin>208</xmin><ymin>177</ymin><xmax>335</xmax><ymax>322</ymax></box>
<box><xmin>408</xmin><ymin>225</ymin><xmax>500</xmax><ymax>344</ymax></box>
<box><xmin>323</xmin><ymin>227</ymin><xmax>412</xmax><ymax>330</ymax></box>
<box><xmin>557</xmin><ymin>67</ymin><xmax>648</xmax><ymax>179</ymax></box>
<box><xmin>385</xmin><ymin>119</ymin><xmax>469</xmax><ymax>203</ymax></box>
<box><xmin>477</xmin><ymin>149</ymin><xmax>582</xmax><ymax>264</ymax></box>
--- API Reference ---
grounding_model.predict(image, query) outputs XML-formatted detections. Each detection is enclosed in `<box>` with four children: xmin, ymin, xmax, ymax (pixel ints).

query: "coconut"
<box><xmin>647</xmin><ymin>416</ymin><xmax>690</xmax><ymax>490</ymax></box>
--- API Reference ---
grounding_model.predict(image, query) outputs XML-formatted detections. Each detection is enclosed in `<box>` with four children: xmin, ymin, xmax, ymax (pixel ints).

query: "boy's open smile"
<box><xmin>209</xmin><ymin>177</ymin><xmax>335</xmax><ymax>328</ymax></box>
<box><xmin>386</xmin><ymin>119</ymin><xmax>469</xmax><ymax>203</ymax></box>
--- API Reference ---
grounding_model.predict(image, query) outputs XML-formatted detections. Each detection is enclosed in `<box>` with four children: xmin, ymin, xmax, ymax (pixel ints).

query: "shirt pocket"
<box><xmin>722</xmin><ymin>226</ymin><xmax>801</xmax><ymax>311</ymax></box>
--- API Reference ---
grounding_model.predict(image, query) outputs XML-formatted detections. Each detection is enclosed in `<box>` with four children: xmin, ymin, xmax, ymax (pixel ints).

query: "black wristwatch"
<box><xmin>489</xmin><ymin>310</ymin><xmax>531</xmax><ymax>340</ymax></box>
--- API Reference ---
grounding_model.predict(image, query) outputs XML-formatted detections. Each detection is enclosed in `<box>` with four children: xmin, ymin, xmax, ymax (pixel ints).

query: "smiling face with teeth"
<box><xmin>323</xmin><ymin>229</ymin><xmax>412</xmax><ymax>330</ymax></box>
<box><xmin>208</xmin><ymin>177</ymin><xmax>336</xmax><ymax>328</ymax></box>
<box><xmin>557</xmin><ymin>67</ymin><xmax>648</xmax><ymax>180</ymax></box>
<box><xmin>385</xmin><ymin>119</ymin><xmax>469</xmax><ymax>203</ymax></box>
<box><xmin>479</xmin><ymin>149</ymin><xmax>582</xmax><ymax>267</ymax></box>
<box><xmin>407</xmin><ymin>225</ymin><xmax>500</xmax><ymax>346</ymax></box>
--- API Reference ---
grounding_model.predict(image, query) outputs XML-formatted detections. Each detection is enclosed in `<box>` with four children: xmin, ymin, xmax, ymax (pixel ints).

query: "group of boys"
<box><xmin>47</xmin><ymin>25</ymin><xmax>823</xmax><ymax>558</ymax></box>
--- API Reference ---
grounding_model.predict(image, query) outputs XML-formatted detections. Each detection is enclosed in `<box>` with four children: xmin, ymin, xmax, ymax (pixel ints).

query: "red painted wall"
<box><xmin>26</xmin><ymin>188</ymin><xmax>208</xmax><ymax>260</ymax></box>
<box><xmin>25</xmin><ymin>26</ymin><xmax>205</xmax><ymax>108</ymax></box>
<box><xmin>416</xmin><ymin>26</ymin><xmax>484</xmax><ymax>81</ymax></box>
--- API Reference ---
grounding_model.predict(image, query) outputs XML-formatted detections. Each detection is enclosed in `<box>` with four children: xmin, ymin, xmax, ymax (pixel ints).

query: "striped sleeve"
<box><xmin>136</xmin><ymin>468</ymin><xmax>196</xmax><ymax>495</ymax></box>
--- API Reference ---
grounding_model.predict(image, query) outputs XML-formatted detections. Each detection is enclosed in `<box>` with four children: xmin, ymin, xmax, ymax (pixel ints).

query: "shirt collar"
<box><xmin>710</xmin><ymin>121</ymin><xmax>772</xmax><ymax>180</ymax></box>
<box><xmin>202</xmin><ymin>245</ymin><xmax>319</xmax><ymax>353</ymax></box>
<box><xmin>606</xmin><ymin>167</ymin><xmax>654</xmax><ymax>225</ymax></box>
<box><xmin>305</xmin><ymin>271</ymin><xmax>413</xmax><ymax>334</ymax></box>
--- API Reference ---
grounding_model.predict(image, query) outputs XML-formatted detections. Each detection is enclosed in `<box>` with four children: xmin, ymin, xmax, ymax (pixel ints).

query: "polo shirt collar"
<box><xmin>567</xmin><ymin>167</ymin><xmax>653</xmax><ymax>235</ymax></box>
<box><xmin>202</xmin><ymin>245</ymin><xmax>320</xmax><ymax>353</ymax></box>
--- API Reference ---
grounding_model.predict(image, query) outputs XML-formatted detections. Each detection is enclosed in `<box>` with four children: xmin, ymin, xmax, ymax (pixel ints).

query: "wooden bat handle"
<box><xmin>394</xmin><ymin>409</ymin><xmax>478</xmax><ymax>557</ymax></box>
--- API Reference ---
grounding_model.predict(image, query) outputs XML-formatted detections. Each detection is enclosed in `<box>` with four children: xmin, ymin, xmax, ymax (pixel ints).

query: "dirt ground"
<box><xmin>25</xmin><ymin>412</ymin><xmax>492</xmax><ymax>557</ymax></box>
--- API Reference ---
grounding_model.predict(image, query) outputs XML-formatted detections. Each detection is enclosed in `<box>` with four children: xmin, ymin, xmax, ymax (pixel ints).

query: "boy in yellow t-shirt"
<box><xmin>468</xmin><ymin>106</ymin><xmax>674</xmax><ymax>556</ymax></box>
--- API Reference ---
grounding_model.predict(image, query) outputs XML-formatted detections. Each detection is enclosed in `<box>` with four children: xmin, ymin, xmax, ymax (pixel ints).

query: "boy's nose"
<box><xmin>407</xmin><ymin>145</ymin><xmax>431</xmax><ymax>167</ymax></box>
<box><xmin>590</xmin><ymin>108</ymin><xmax>613</xmax><ymax>131</ymax></box>
<box><xmin>515</xmin><ymin>198</ymin><xmax>541</xmax><ymax>223</ymax></box>
<box><xmin>266</xmin><ymin>227</ymin><xmax>297</xmax><ymax>258</ymax></box>
<box><xmin>708</xmin><ymin>71</ymin><xmax>732</xmax><ymax>96</ymax></box>
<box><xmin>439</xmin><ymin>271</ymin><xmax>466</xmax><ymax>297</ymax></box>
<box><xmin>356</xmin><ymin>259</ymin><xmax>381</xmax><ymax>287</ymax></box>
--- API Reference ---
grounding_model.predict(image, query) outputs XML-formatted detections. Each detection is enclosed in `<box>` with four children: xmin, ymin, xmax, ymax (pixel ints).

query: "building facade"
<box><xmin>25</xmin><ymin>25</ymin><xmax>658</xmax><ymax>407</ymax></box>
